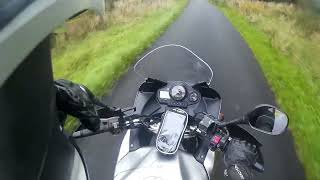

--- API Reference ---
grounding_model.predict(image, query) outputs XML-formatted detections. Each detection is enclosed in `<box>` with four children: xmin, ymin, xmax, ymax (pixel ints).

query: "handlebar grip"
<box><xmin>72</xmin><ymin>123</ymin><xmax>113</xmax><ymax>138</ymax></box>
<box><xmin>72</xmin><ymin>115</ymin><xmax>142</xmax><ymax>138</ymax></box>
<box><xmin>72</xmin><ymin>129</ymin><xmax>93</xmax><ymax>138</ymax></box>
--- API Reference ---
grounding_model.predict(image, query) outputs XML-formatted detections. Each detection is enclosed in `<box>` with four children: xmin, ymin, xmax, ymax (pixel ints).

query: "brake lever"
<box><xmin>121</xmin><ymin>107</ymin><xmax>136</xmax><ymax>113</ymax></box>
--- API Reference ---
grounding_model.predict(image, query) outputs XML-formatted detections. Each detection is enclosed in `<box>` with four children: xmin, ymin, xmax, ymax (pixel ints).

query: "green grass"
<box><xmin>211</xmin><ymin>2</ymin><xmax>320</xmax><ymax>179</ymax></box>
<box><xmin>52</xmin><ymin>0</ymin><xmax>188</xmax><ymax>131</ymax></box>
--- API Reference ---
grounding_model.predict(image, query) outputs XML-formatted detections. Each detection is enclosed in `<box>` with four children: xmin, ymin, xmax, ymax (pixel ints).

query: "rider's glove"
<box><xmin>54</xmin><ymin>79</ymin><xmax>101</xmax><ymax>131</ymax></box>
<box><xmin>223</xmin><ymin>139</ymin><xmax>258</xmax><ymax>180</ymax></box>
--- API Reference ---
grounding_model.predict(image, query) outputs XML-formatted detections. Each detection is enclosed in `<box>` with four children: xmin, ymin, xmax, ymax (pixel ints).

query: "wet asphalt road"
<box><xmin>76</xmin><ymin>0</ymin><xmax>305</xmax><ymax>179</ymax></box>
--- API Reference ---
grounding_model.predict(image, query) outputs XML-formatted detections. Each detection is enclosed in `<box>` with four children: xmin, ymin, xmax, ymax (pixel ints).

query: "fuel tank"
<box><xmin>114</xmin><ymin>147</ymin><xmax>209</xmax><ymax>180</ymax></box>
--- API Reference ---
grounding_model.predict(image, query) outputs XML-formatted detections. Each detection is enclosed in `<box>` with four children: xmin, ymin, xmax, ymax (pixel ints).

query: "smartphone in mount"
<box><xmin>156</xmin><ymin>108</ymin><xmax>188</xmax><ymax>154</ymax></box>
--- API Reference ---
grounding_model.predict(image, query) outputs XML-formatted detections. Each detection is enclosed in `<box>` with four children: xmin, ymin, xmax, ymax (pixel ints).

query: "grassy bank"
<box><xmin>211</xmin><ymin>0</ymin><xmax>320</xmax><ymax>179</ymax></box>
<box><xmin>52</xmin><ymin>0</ymin><xmax>188</xmax><ymax>131</ymax></box>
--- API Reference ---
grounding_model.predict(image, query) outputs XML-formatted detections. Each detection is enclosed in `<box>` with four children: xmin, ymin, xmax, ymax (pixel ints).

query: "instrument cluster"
<box><xmin>157</xmin><ymin>82</ymin><xmax>201</xmax><ymax>108</ymax></box>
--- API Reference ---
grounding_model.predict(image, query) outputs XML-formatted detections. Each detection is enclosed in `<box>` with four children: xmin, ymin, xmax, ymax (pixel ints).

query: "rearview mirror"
<box><xmin>246</xmin><ymin>104</ymin><xmax>288</xmax><ymax>135</ymax></box>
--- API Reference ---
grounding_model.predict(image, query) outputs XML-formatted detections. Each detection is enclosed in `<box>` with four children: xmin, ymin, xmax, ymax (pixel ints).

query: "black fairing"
<box><xmin>0</xmin><ymin>37</ymin><xmax>84</xmax><ymax>180</ymax></box>
<box><xmin>40</xmin><ymin>122</ymin><xmax>78</xmax><ymax>180</ymax></box>
<box><xmin>192</xmin><ymin>82</ymin><xmax>221</xmax><ymax>99</ymax></box>
<box><xmin>0</xmin><ymin>37</ymin><xmax>55</xmax><ymax>180</ymax></box>
<box><xmin>192</xmin><ymin>82</ymin><xmax>221</xmax><ymax>119</ymax></box>
<box><xmin>134</xmin><ymin>78</ymin><xmax>166</xmax><ymax>116</ymax></box>
<box><xmin>134</xmin><ymin>79</ymin><xmax>222</xmax><ymax>118</ymax></box>
<box><xmin>138</xmin><ymin>78</ymin><xmax>167</xmax><ymax>92</ymax></box>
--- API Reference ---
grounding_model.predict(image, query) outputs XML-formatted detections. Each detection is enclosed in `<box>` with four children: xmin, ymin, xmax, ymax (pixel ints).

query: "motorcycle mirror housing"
<box><xmin>246</xmin><ymin>104</ymin><xmax>288</xmax><ymax>135</ymax></box>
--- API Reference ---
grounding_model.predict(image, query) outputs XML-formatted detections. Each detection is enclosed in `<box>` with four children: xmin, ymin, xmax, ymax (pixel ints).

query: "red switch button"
<box><xmin>212</xmin><ymin>135</ymin><xmax>222</xmax><ymax>144</ymax></box>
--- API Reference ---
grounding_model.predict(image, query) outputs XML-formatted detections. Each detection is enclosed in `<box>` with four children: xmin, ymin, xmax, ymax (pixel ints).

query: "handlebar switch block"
<box><xmin>198</xmin><ymin>114</ymin><xmax>215</xmax><ymax>133</ymax></box>
<box><xmin>212</xmin><ymin>135</ymin><xmax>222</xmax><ymax>144</ymax></box>
<box><xmin>210</xmin><ymin>131</ymin><xmax>229</xmax><ymax>151</ymax></box>
<box><xmin>210</xmin><ymin>135</ymin><xmax>222</xmax><ymax>150</ymax></box>
<box><xmin>210</xmin><ymin>134</ymin><xmax>222</xmax><ymax>150</ymax></box>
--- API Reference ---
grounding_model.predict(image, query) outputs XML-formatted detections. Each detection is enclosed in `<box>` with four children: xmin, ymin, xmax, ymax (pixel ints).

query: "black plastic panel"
<box><xmin>0</xmin><ymin>37</ymin><xmax>55</xmax><ymax>180</ymax></box>
<box><xmin>0</xmin><ymin>0</ymin><xmax>34</xmax><ymax>30</ymax></box>
<box><xmin>40</xmin><ymin>123</ymin><xmax>76</xmax><ymax>180</ymax></box>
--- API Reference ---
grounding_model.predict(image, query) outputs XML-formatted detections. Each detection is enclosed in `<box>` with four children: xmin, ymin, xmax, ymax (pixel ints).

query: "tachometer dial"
<box><xmin>170</xmin><ymin>85</ymin><xmax>186</xmax><ymax>101</ymax></box>
<box><xmin>189</xmin><ymin>92</ymin><xmax>199</xmax><ymax>102</ymax></box>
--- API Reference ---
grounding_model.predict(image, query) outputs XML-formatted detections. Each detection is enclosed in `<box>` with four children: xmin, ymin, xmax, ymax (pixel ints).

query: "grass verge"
<box><xmin>52</xmin><ymin>0</ymin><xmax>188</xmax><ymax>131</ymax></box>
<box><xmin>210</xmin><ymin>1</ymin><xmax>320</xmax><ymax>179</ymax></box>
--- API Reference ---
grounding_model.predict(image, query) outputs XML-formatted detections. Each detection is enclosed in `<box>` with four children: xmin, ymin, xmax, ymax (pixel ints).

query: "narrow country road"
<box><xmin>77</xmin><ymin>0</ymin><xmax>305</xmax><ymax>179</ymax></box>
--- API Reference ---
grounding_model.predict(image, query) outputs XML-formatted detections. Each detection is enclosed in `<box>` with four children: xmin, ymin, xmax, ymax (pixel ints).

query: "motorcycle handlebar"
<box><xmin>71</xmin><ymin>111</ymin><xmax>265</xmax><ymax>177</ymax></box>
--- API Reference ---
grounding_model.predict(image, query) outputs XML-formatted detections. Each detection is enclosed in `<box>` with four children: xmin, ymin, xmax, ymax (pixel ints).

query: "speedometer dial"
<box><xmin>170</xmin><ymin>85</ymin><xmax>186</xmax><ymax>101</ymax></box>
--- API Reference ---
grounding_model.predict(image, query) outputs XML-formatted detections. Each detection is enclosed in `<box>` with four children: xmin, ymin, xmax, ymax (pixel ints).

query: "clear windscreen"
<box><xmin>134</xmin><ymin>44</ymin><xmax>213</xmax><ymax>84</ymax></box>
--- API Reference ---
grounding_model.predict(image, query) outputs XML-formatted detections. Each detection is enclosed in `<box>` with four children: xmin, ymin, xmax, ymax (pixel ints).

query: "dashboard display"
<box><xmin>157</xmin><ymin>83</ymin><xmax>202</xmax><ymax>109</ymax></box>
<box><xmin>159</xmin><ymin>91</ymin><xmax>171</xmax><ymax>99</ymax></box>
<box><xmin>170</xmin><ymin>85</ymin><xmax>186</xmax><ymax>101</ymax></box>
